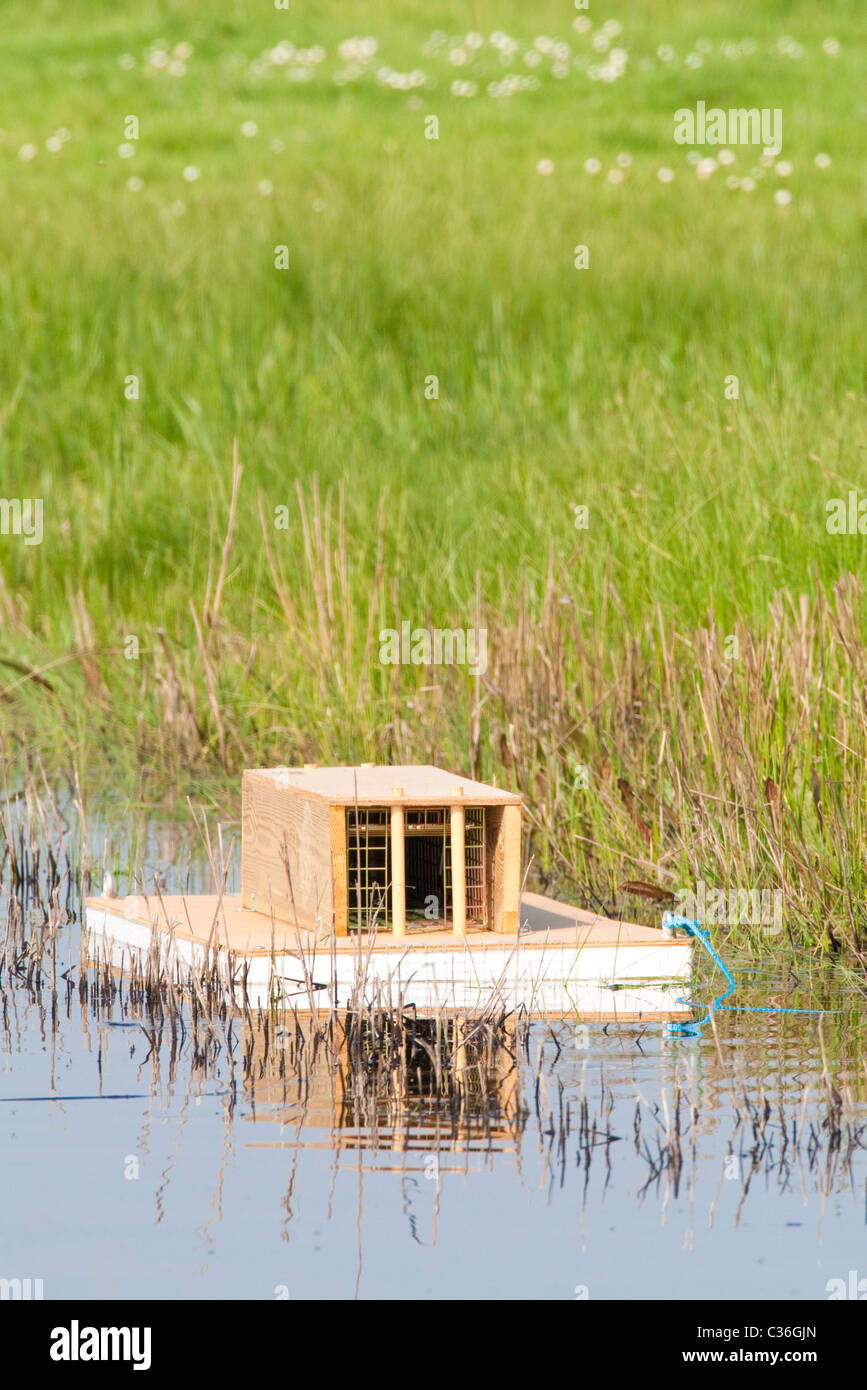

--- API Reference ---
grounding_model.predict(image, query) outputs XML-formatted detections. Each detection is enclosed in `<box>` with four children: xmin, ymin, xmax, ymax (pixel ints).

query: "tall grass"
<box><xmin>3</xmin><ymin>475</ymin><xmax>867</xmax><ymax>958</ymax></box>
<box><xmin>0</xmin><ymin>2</ymin><xmax>864</xmax><ymax>956</ymax></box>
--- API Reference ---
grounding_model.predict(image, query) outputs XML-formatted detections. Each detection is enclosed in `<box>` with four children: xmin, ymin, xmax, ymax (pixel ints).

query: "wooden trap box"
<box><xmin>241</xmin><ymin>765</ymin><xmax>523</xmax><ymax>937</ymax></box>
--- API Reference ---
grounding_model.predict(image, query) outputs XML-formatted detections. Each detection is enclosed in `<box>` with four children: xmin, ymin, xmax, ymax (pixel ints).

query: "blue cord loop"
<box><xmin>660</xmin><ymin>912</ymin><xmax>831</xmax><ymax>1038</ymax></box>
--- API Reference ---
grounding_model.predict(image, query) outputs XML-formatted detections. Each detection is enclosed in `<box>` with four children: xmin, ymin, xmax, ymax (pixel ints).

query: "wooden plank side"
<box><xmin>242</xmin><ymin>773</ymin><xmax>334</xmax><ymax>929</ymax></box>
<box><xmin>498</xmin><ymin>803</ymin><xmax>522</xmax><ymax>935</ymax></box>
<box><xmin>450</xmin><ymin>804</ymin><xmax>466</xmax><ymax>938</ymax></box>
<box><xmin>486</xmin><ymin>806</ymin><xmax>504</xmax><ymax>932</ymax></box>
<box><xmin>330</xmin><ymin>805</ymin><xmax>348</xmax><ymax>936</ymax></box>
<box><xmin>486</xmin><ymin>803</ymin><xmax>522</xmax><ymax>933</ymax></box>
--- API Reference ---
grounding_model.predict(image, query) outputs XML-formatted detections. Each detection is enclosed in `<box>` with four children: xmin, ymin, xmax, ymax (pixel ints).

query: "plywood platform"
<box><xmin>84</xmin><ymin>890</ymin><xmax>685</xmax><ymax>956</ymax></box>
<box><xmin>84</xmin><ymin>888</ymin><xmax>693</xmax><ymax>1016</ymax></box>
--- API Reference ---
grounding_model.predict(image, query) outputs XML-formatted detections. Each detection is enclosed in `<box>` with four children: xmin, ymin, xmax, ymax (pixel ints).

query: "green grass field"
<box><xmin>1</xmin><ymin>1</ymin><xmax>865</xmax><ymax>954</ymax></box>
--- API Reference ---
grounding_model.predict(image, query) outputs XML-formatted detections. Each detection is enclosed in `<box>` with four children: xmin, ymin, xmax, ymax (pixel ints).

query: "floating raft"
<box><xmin>84</xmin><ymin>888</ymin><xmax>693</xmax><ymax>1017</ymax></box>
<box><xmin>85</xmin><ymin>764</ymin><xmax>693</xmax><ymax>1016</ymax></box>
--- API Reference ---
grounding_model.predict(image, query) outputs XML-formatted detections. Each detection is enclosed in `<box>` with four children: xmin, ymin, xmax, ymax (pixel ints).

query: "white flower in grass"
<box><xmin>270</xmin><ymin>137</ymin><xmax>285</xmax><ymax>153</ymax></box>
<box><xmin>170</xmin><ymin>200</ymin><xmax>186</xmax><ymax>215</ymax></box>
<box><xmin>774</xmin><ymin>189</ymin><xmax>792</xmax><ymax>206</ymax></box>
<box><xmin>174</xmin><ymin>43</ymin><xmax>193</xmax><ymax>61</ymax></box>
<box><xmin>118</xmin><ymin>142</ymin><xmax>135</xmax><ymax>158</ymax></box>
<box><xmin>241</xmin><ymin>121</ymin><xmax>258</xmax><ymax>137</ymax></box>
<box><xmin>552</xmin><ymin>63</ymin><xmax>569</xmax><ymax>78</ymax></box>
<box><xmin>182</xmin><ymin>164</ymin><xmax>200</xmax><ymax>181</ymax></box>
<box><xmin>695</xmin><ymin>37</ymin><xmax>713</xmax><ymax>53</ymax></box>
<box><xmin>572</xmin><ymin>17</ymin><xmax>592</xmax><ymax>34</ymax></box>
<box><xmin>18</xmin><ymin>143</ymin><xmax>37</xmax><ymax>161</ymax></box>
<box><xmin>583</xmin><ymin>157</ymin><xmax>601</xmax><ymax>174</ymax></box>
<box><xmin>118</xmin><ymin>54</ymin><xmax>135</xmax><ymax>70</ymax></box>
<box><xmin>740</xmin><ymin>38</ymin><xmax>757</xmax><ymax>54</ymax></box>
<box><xmin>657</xmin><ymin>44</ymin><xmax>675</xmax><ymax>61</ymax></box>
<box><xmin>257</xmin><ymin>180</ymin><xmax>273</xmax><ymax>197</ymax></box>
<box><xmin>696</xmin><ymin>157</ymin><xmax>717</xmax><ymax>179</ymax></box>
<box><xmin>149</xmin><ymin>50</ymin><xmax>169</xmax><ymax>69</ymax></box>
<box><xmin>685</xmin><ymin>150</ymin><xmax>701</xmax><ymax>164</ymax></box>
<box><xmin>822</xmin><ymin>37</ymin><xmax>840</xmax><ymax>57</ymax></box>
<box><xmin>167</xmin><ymin>60</ymin><xmax>186</xmax><ymax>77</ymax></box>
<box><xmin>740</xmin><ymin>177</ymin><xmax>755</xmax><ymax>192</ymax></box>
<box><xmin>685</xmin><ymin>52</ymin><xmax>703</xmax><ymax>68</ymax></box>
<box><xmin>814</xmin><ymin>152</ymin><xmax>831</xmax><ymax>169</ymax></box>
<box><xmin>45</xmin><ymin>136</ymin><xmax>63</xmax><ymax>153</ymax></box>
<box><xmin>524</xmin><ymin>50</ymin><xmax>542</xmax><ymax>67</ymax></box>
<box><xmin>126</xmin><ymin>176</ymin><xmax>144</xmax><ymax>192</ymax></box>
<box><xmin>536</xmin><ymin>158</ymin><xmax>555</xmax><ymax>175</ymax></box>
<box><xmin>657</xmin><ymin>167</ymin><xmax>674</xmax><ymax>183</ymax></box>
<box><xmin>725</xmin><ymin>175</ymin><xmax>739</xmax><ymax>190</ymax></box>
<box><xmin>449</xmin><ymin>48</ymin><xmax>467</xmax><ymax>65</ymax></box>
<box><xmin>607</xmin><ymin>167</ymin><xmax>624</xmax><ymax>183</ymax></box>
<box><xmin>775</xmin><ymin>160</ymin><xmax>792</xmax><ymax>176</ymax></box>
<box><xmin>56</xmin><ymin>128</ymin><xmax>71</xmax><ymax>143</ymax></box>
<box><xmin>591</xmin><ymin>33</ymin><xmax>610</xmax><ymax>53</ymax></box>
<box><xmin>616</xmin><ymin>152</ymin><xmax>632</xmax><ymax>168</ymax></box>
<box><xmin>534</xmin><ymin>36</ymin><xmax>552</xmax><ymax>53</ymax></box>
<box><xmin>718</xmin><ymin>149</ymin><xmax>736</xmax><ymax>165</ymax></box>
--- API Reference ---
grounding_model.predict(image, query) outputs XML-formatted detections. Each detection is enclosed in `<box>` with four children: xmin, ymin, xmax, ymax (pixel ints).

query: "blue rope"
<box><xmin>660</xmin><ymin>913</ymin><xmax>833</xmax><ymax>1038</ymax></box>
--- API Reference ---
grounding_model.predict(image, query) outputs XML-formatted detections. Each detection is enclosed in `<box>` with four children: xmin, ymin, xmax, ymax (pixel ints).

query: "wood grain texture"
<box><xmin>390</xmin><ymin>805</ymin><xmax>406</xmax><ymax>937</ymax></box>
<box><xmin>499</xmin><ymin>803</ymin><xmax>522</xmax><ymax>934</ymax></box>
<box><xmin>244</xmin><ymin>764</ymin><xmax>522</xmax><ymax>806</ymax></box>
<box><xmin>242</xmin><ymin>772</ymin><xmax>334</xmax><ymax>929</ymax></box>
<box><xmin>450</xmin><ymin>804</ymin><xmax>466</xmax><ymax>938</ymax></box>
<box><xmin>85</xmin><ymin>891</ymin><xmax>683</xmax><ymax>951</ymax></box>
<box><xmin>329</xmin><ymin>806</ymin><xmax>348</xmax><ymax>935</ymax></box>
<box><xmin>486</xmin><ymin>803</ymin><xmax>523</xmax><ymax>933</ymax></box>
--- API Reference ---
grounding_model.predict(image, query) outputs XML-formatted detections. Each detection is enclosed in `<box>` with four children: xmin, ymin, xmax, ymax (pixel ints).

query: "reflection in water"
<box><xmin>243</xmin><ymin>1013</ymin><xmax>526</xmax><ymax>1166</ymax></box>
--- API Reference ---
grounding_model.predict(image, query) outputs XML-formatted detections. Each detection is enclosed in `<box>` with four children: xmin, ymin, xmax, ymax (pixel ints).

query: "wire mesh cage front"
<box><xmin>347</xmin><ymin>808</ymin><xmax>390</xmax><ymax>930</ymax></box>
<box><xmin>346</xmin><ymin>806</ymin><xmax>487</xmax><ymax>931</ymax></box>
<box><xmin>465</xmin><ymin>808</ymin><xmax>486</xmax><ymax>924</ymax></box>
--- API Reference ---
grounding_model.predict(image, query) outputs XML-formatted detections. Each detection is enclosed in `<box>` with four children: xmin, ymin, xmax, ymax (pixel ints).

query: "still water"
<box><xmin>1</xmin><ymin>807</ymin><xmax>864</xmax><ymax>1301</ymax></box>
